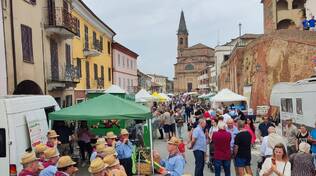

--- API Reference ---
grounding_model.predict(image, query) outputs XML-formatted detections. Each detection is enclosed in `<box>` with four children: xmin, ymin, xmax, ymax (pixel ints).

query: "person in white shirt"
<box><xmin>222</xmin><ymin>109</ymin><xmax>232</xmax><ymax>123</ymax></box>
<box><xmin>260</xmin><ymin>127</ymin><xmax>286</xmax><ymax>157</ymax></box>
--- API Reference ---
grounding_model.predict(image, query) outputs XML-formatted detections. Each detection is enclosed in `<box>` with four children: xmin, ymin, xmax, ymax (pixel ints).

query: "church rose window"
<box><xmin>185</xmin><ymin>64</ymin><xmax>194</xmax><ymax>70</ymax></box>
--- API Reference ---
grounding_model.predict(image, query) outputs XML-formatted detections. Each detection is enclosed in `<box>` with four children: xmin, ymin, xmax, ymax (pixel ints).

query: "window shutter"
<box><xmin>101</xmin><ymin>66</ymin><xmax>104</xmax><ymax>80</ymax></box>
<box><xmin>100</xmin><ymin>37</ymin><xmax>103</xmax><ymax>52</ymax></box>
<box><xmin>21</xmin><ymin>24</ymin><xmax>34</xmax><ymax>63</ymax></box>
<box><xmin>107</xmin><ymin>41</ymin><xmax>111</xmax><ymax>54</ymax></box>
<box><xmin>86</xmin><ymin>61</ymin><xmax>90</xmax><ymax>89</ymax></box>
<box><xmin>94</xmin><ymin>64</ymin><xmax>98</xmax><ymax>80</ymax></box>
<box><xmin>65</xmin><ymin>44</ymin><xmax>71</xmax><ymax>66</ymax></box>
<box><xmin>77</xmin><ymin>58</ymin><xmax>81</xmax><ymax>78</ymax></box>
<box><xmin>108</xmin><ymin>68</ymin><xmax>111</xmax><ymax>81</ymax></box>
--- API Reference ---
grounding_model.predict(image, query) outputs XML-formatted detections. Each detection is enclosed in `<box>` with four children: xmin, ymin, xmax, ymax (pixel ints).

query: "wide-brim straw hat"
<box><xmin>120</xmin><ymin>129</ymin><xmax>129</xmax><ymax>135</ymax></box>
<box><xmin>89</xmin><ymin>158</ymin><xmax>109</xmax><ymax>174</ymax></box>
<box><xmin>35</xmin><ymin>143</ymin><xmax>47</xmax><ymax>153</ymax></box>
<box><xmin>96</xmin><ymin>144</ymin><xmax>107</xmax><ymax>153</ymax></box>
<box><xmin>168</xmin><ymin>137</ymin><xmax>180</xmax><ymax>146</ymax></box>
<box><xmin>44</xmin><ymin>147</ymin><xmax>60</xmax><ymax>159</ymax></box>
<box><xmin>20</xmin><ymin>152</ymin><xmax>39</xmax><ymax>165</ymax></box>
<box><xmin>105</xmin><ymin>131</ymin><xmax>117</xmax><ymax>139</ymax></box>
<box><xmin>103</xmin><ymin>154</ymin><xmax>120</xmax><ymax>167</ymax></box>
<box><xmin>104</xmin><ymin>147</ymin><xmax>118</xmax><ymax>156</ymax></box>
<box><xmin>96</xmin><ymin>138</ymin><xmax>106</xmax><ymax>145</ymax></box>
<box><xmin>57</xmin><ymin>156</ymin><xmax>76</xmax><ymax>168</ymax></box>
<box><xmin>47</xmin><ymin>130</ymin><xmax>59</xmax><ymax>138</ymax></box>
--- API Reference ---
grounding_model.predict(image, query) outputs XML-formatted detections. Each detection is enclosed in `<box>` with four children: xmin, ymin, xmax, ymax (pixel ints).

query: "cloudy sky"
<box><xmin>83</xmin><ymin>0</ymin><xmax>263</xmax><ymax>79</ymax></box>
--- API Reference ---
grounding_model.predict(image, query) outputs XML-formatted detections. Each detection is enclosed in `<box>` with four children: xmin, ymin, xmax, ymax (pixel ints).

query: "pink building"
<box><xmin>112</xmin><ymin>42</ymin><xmax>138</xmax><ymax>93</ymax></box>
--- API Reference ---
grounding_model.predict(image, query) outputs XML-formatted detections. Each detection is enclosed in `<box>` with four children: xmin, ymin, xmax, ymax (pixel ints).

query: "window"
<box><xmin>131</xmin><ymin>80</ymin><xmax>133</xmax><ymax>87</ymax></box>
<box><xmin>94</xmin><ymin>64</ymin><xmax>98</xmax><ymax>80</ymax></box>
<box><xmin>93</xmin><ymin>31</ymin><xmax>96</xmax><ymax>46</ymax></box>
<box><xmin>65</xmin><ymin>44</ymin><xmax>71</xmax><ymax>66</ymax></box>
<box><xmin>296</xmin><ymin>98</ymin><xmax>303</xmax><ymax>115</ymax></box>
<box><xmin>21</xmin><ymin>24</ymin><xmax>33</xmax><ymax>63</ymax></box>
<box><xmin>179</xmin><ymin>38</ymin><xmax>183</xmax><ymax>45</ymax></box>
<box><xmin>100</xmin><ymin>36</ymin><xmax>103</xmax><ymax>51</ymax></box>
<box><xmin>86</xmin><ymin>61</ymin><xmax>90</xmax><ymax>89</ymax></box>
<box><xmin>122</xmin><ymin>57</ymin><xmax>125</xmax><ymax>67</ymax></box>
<box><xmin>107</xmin><ymin>41</ymin><xmax>111</xmax><ymax>55</ymax></box>
<box><xmin>130</xmin><ymin>60</ymin><xmax>133</xmax><ymax>70</ymax></box>
<box><xmin>101</xmin><ymin>66</ymin><xmax>104</xmax><ymax>80</ymax></box>
<box><xmin>75</xmin><ymin>18</ymin><xmax>80</xmax><ymax>37</ymax></box>
<box><xmin>118</xmin><ymin>54</ymin><xmax>120</xmax><ymax>66</ymax></box>
<box><xmin>65</xmin><ymin>95</ymin><xmax>72</xmax><ymax>107</ymax></box>
<box><xmin>84</xmin><ymin>25</ymin><xmax>89</xmax><ymax>49</ymax></box>
<box><xmin>0</xmin><ymin>129</ymin><xmax>6</xmax><ymax>157</ymax></box>
<box><xmin>224</xmin><ymin>55</ymin><xmax>230</xmax><ymax>62</ymax></box>
<box><xmin>50</xmin><ymin>39</ymin><xmax>59</xmax><ymax>80</ymax></box>
<box><xmin>108</xmin><ymin>68</ymin><xmax>111</xmax><ymax>81</ymax></box>
<box><xmin>77</xmin><ymin>58</ymin><xmax>81</xmax><ymax>78</ymax></box>
<box><xmin>184</xmin><ymin>64</ymin><xmax>194</xmax><ymax>70</ymax></box>
<box><xmin>119</xmin><ymin>78</ymin><xmax>121</xmax><ymax>87</ymax></box>
<box><xmin>127</xmin><ymin>59</ymin><xmax>129</xmax><ymax>68</ymax></box>
<box><xmin>281</xmin><ymin>98</ymin><xmax>293</xmax><ymax>113</ymax></box>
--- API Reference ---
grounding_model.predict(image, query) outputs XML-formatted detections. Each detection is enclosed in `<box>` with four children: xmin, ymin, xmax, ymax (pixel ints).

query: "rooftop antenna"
<box><xmin>239</xmin><ymin>23</ymin><xmax>242</xmax><ymax>37</ymax></box>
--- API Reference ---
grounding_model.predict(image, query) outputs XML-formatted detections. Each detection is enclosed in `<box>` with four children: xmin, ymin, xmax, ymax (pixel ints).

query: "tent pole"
<box><xmin>148</xmin><ymin>118</ymin><xmax>154</xmax><ymax>175</ymax></box>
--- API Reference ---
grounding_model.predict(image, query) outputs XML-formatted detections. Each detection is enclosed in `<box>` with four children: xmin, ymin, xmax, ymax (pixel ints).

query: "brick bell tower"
<box><xmin>177</xmin><ymin>10</ymin><xmax>188</xmax><ymax>56</ymax></box>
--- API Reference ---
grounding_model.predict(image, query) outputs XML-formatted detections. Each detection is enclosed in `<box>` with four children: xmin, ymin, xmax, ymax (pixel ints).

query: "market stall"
<box><xmin>210</xmin><ymin>88</ymin><xmax>248</xmax><ymax>110</ymax></box>
<box><xmin>151</xmin><ymin>92</ymin><xmax>167</xmax><ymax>102</ymax></box>
<box><xmin>135</xmin><ymin>89</ymin><xmax>157</xmax><ymax>103</ymax></box>
<box><xmin>48</xmin><ymin>94</ymin><xmax>155</xmax><ymax>174</ymax></box>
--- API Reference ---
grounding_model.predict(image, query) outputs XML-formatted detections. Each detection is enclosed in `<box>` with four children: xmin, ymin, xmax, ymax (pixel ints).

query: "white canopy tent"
<box><xmin>160</xmin><ymin>93</ymin><xmax>171</xmax><ymax>101</ymax></box>
<box><xmin>104</xmin><ymin>85</ymin><xmax>126</xmax><ymax>94</ymax></box>
<box><xmin>135</xmin><ymin>89</ymin><xmax>156</xmax><ymax>102</ymax></box>
<box><xmin>211</xmin><ymin>89</ymin><xmax>247</xmax><ymax>102</ymax></box>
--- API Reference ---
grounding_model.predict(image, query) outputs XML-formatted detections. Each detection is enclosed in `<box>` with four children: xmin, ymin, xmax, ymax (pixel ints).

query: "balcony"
<box><xmin>45</xmin><ymin>7</ymin><xmax>78</xmax><ymax>39</ymax></box>
<box><xmin>83</xmin><ymin>40</ymin><xmax>102</xmax><ymax>57</ymax></box>
<box><xmin>48</xmin><ymin>64</ymin><xmax>80</xmax><ymax>91</ymax></box>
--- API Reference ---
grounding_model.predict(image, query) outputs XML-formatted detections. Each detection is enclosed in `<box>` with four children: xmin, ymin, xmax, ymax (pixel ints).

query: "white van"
<box><xmin>0</xmin><ymin>95</ymin><xmax>60</xmax><ymax>175</ymax></box>
<box><xmin>270</xmin><ymin>76</ymin><xmax>316</xmax><ymax>133</ymax></box>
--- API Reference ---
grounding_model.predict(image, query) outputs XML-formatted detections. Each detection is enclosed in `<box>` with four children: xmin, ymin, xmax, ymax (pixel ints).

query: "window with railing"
<box><xmin>50</xmin><ymin>39</ymin><xmax>59</xmax><ymax>80</ymax></box>
<box><xmin>84</xmin><ymin>25</ymin><xmax>89</xmax><ymax>49</ymax></box>
<box><xmin>94</xmin><ymin>64</ymin><xmax>98</xmax><ymax>80</ymax></box>
<box><xmin>21</xmin><ymin>24</ymin><xmax>34</xmax><ymax>63</ymax></box>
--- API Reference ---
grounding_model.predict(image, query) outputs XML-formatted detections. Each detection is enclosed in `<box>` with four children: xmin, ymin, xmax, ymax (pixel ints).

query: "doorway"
<box><xmin>187</xmin><ymin>82</ymin><xmax>192</xmax><ymax>92</ymax></box>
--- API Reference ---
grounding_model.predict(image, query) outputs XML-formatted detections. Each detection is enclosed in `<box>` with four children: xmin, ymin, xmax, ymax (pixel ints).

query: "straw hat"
<box><xmin>47</xmin><ymin>130</ymin><xmax>59</xmax><ymax>138</ymax></box>
<box><xmin>96</xmin><ymin>138</ymin><xmax>106</xmax><ymax>145</ymax></box>
<box><xmin>105</xmin><ymin>131</ymin><xmax>117</xmax><ymax>139</ymax></box>
<box><xmin>167</xmin><ymin>137</ymin><xmax>180</xmax><ymax>146</ymax></box>
<box><xmin>44</xmin><ymin>147</ymin><xmax>60</xmax><ymax>159</ymax></box>
<box><xmin>88</xmin><ymin>158</ymin><xmax>109</xmax><ymax>174</ymax></box>
<box><xmin>96</xmin><ymin>144</ymin><xmax>107</xmax><ymax>153</ymax></box>
<box><xmin>120</xmin><ymin>129</ymin><xmax>129</xmax><ymax>135</ymax></box>
<box><xmin>35</xmin><ymin>143</ymin><xmax>47</xmax><ymax>153</ymax></box>
<box><xmin>57</xmin><ymin>156</ymin><xmax>77</xmax><ymax>168</ymax></box>
<box><xmin>104</xmin><ymin>147</ymin><xmax>118</xmax><ymax>156</ymax></box>
<box><xmin>20</xmin><ymin>152</ymin><xmax>39</xmax><ymax>165</ymax></box>
<box><xmin>103</xmin><ymin>154</ymin><xmax>120</xmax><ymax>167</ymax></box>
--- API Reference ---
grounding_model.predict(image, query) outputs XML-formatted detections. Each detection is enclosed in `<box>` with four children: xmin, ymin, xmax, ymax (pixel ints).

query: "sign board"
<box><xmin>25</xmin><ymin>109</ymin><xmax>48</xmax><ymax>148</ymax></box>
<box><xmin>257</xmin><ymin>105</ymin><xmax>270</xmax><ymax>116</ymax></box>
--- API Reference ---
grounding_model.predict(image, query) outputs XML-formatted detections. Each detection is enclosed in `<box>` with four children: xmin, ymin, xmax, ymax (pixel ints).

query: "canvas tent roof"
<box><xmin>104</xmin><ymin>85</ymin><xmax>126</xmax><ymax>94</ymax></box>
<box><xmin>135</xmin><ymin>89</ymin><xmax>156</xmax><ymax>102</ymax></box>
<box><xmin>211</xmin><ymin>89</ymin><xmax>247</xmax><ymax>102</ymax></box>
<box><xmin>49</xmin><ymin>94</ymin><xmax>151</xmax><ymax>120</ymax></box>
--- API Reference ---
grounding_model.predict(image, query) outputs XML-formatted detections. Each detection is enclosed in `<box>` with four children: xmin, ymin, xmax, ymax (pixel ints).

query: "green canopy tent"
<box><xmin>48</xmin><ymin>94</ymin><xmax>155</xmax><ymax>174</ymax></box>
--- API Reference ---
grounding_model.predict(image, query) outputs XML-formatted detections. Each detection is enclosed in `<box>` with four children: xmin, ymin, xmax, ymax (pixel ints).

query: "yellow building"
<box><xmin>72</xmin><ymin>0</ymin><xmax>116</xmax><ymax>102</ymax></box>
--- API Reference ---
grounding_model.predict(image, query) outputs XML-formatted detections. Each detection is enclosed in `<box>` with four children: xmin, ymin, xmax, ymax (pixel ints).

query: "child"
<box><xmin>178</xmin><ymin>138</ymin><xmax>186</xmax><ymax>161</ymax></box>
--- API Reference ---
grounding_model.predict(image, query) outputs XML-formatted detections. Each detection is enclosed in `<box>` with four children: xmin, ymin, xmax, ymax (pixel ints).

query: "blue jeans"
<box><xmin>193</xmin><ymin>150</ymin><xmax>205</xmax><ymax>176</ymax></box>
<box><xmin>214</xmin><ymin>160</ymin><xmax>231</xmax><ymax>176</ymax></box>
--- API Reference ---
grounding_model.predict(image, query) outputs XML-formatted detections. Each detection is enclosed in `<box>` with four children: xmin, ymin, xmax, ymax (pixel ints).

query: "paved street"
<box><xmin>154</xmin><ymin>126</ymin><xmax>261</xmax><ymax>176</ymax></box>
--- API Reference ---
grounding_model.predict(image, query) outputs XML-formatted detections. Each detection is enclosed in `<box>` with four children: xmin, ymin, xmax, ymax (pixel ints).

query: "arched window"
<box><xmin>277</xmin><ymin>0</ymin><xmax>288</xmax><ymax>10</ymax></box>
<box><xmin>292</xmin><ymin>0</ymin><xmax>305</xmax><ymax>9</ymax></box>
<box><xmin>184</xmin><ymin>64</ymin><xmax>194</xmax><ymax>70</ymax></box>
<box><xmin>179</xmin><ymin>38</ymin><xmax>183</xmax><ymax>45</ymax></box>
<box><xmin>277</xmin><ymin>19</ymin><xmax>295</xmax><ymax>29</ymax></box>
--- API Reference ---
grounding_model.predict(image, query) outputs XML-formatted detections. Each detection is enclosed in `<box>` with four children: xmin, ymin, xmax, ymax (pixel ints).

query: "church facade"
<box><xmin>174</xmin><ymin>11</ymin><xmax>215</xmax><ymax>93</ymax></box>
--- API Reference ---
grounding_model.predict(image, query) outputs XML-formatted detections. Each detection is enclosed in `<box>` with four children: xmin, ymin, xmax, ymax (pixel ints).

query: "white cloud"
<box><xmin>83</xmin><ymin>0</ymin><xmax>263</xmax><ymax>79</ymax></box>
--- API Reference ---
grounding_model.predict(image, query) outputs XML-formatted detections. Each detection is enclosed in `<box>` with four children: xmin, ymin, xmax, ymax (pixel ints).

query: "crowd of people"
<box><xmin>151</xmin><ymin>94</ymin><xmax>316</xmax><ymax>176</ymax></box>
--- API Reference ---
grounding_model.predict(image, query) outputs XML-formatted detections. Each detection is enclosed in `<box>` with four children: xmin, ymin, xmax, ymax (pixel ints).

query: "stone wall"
<box><xmin>219</xmin><ymin>30</ymin><xmax>316</xmax><ymax>110</ymax></box>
